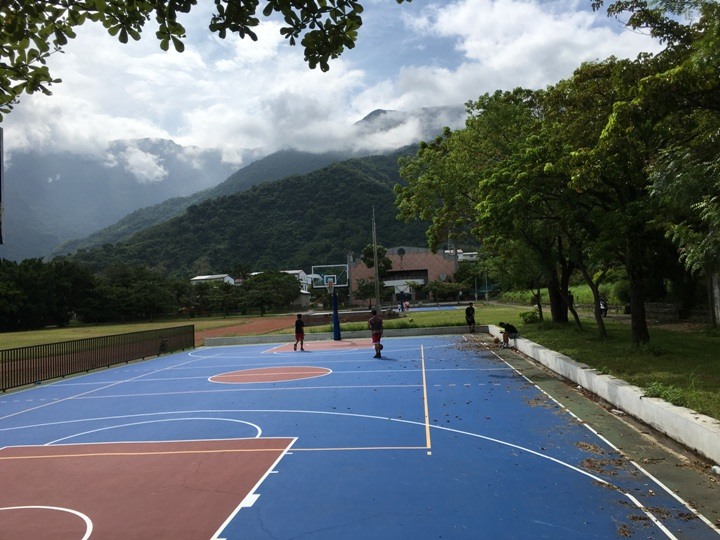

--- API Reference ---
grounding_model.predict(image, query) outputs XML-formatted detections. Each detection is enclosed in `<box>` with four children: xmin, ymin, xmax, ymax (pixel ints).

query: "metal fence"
<box><xmin>0</xmin><ymin>325</ymin><xmax>195</xmax><ymax>392</ymax></box>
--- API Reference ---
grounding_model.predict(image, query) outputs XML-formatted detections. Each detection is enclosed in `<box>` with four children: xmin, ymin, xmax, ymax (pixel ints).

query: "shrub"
<box><xmin>519</xmin><ymin>309</ymin><xmax>540</xmax><ymax>324</ymax></box>
<box><xmin>613</xmin><ymin>280</ymin><xmax>631</xmax><ymax>304</ymax></box>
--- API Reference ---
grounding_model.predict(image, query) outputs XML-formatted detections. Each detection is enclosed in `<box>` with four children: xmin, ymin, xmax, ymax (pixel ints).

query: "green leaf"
<box><xmin>172</xmin><ymin>36</ymin><xmax>185</xmax><ymax>52</ymax></box>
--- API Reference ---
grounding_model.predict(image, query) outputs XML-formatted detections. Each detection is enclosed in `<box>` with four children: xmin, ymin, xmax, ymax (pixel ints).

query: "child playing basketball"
<box><xmin>368</xmin><ymin>309</ymin><xmax>383</xmax><ymax>358</ymax></box>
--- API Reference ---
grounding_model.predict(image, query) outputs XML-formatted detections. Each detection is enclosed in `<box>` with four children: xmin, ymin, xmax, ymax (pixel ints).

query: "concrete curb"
<box><xmin>488</xmin><ymin>326</ymin><xmax>720</xmax><ymax>466</ymax></box>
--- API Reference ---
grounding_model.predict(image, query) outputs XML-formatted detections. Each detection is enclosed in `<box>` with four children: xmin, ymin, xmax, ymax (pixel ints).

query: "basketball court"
<box><xmin>0</xmin><ymin>334</ymin><xmax>718</xmax><ymax>539</ymax></box>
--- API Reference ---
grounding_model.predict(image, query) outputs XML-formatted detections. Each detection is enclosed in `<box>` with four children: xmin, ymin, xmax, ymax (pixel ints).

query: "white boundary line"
<box><xmin>211</xmin><ymin>437</ymin><xmax>298</xmax><ymax>540</ymax></box>
<box><xmin>0</xmin><ymin>505</ymin><xmax>93</xmax><ymax>540</ymax></box>
<box><xmin>486</xmin><ymin>342</ymin><xmax>719</xmax><ymax>537</ymax></box>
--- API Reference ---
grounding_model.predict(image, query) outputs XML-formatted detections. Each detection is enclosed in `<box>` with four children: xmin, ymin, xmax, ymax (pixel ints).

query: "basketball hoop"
<box><xmin>326</xmin><ymin>278</ymin><xmax>335</xmax><ymax>296</ymax></box>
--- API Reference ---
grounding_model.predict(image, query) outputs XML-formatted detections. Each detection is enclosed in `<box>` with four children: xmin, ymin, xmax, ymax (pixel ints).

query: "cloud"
<box><xmin>355</xmin><ymin>0</ymin><xmax>662</xmax><ymax>112</ymax></box>
<box><xmin>110</xmin><ymin>145</ymin><xmax>168</xmax><ymax>184</ymax></box>
<box><xmin>1</xmin><ymin>0</ymin><xmax>663</xmax><ymax>164</ymax></box>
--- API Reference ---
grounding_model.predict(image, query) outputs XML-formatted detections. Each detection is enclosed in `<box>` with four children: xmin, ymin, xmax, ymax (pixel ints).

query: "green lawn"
<box><xmin>517</xmin><ymin>318</ymin><xmax>720</xmax><ymax>421</ymax></box>
<box><xmin>0</xmin><ymin>316</ymin><xmax>258</xmax><ymax>349</ymax></box>
<box><xmin>2</xmin><ymin>305</ymin><xmax>718</xmax><ymax>421</ymax></box>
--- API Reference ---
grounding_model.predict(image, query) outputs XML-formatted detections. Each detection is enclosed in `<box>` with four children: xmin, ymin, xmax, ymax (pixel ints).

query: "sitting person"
<box><xmin>498</xmin><ymin>322</ymin><xmax>519</xmax><ymax>348</ymax></box>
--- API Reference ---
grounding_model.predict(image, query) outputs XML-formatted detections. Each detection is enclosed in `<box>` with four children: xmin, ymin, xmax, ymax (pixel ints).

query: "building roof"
<box><xmin>190</xmin><ymin>274</ymin><xmax>233</xmax><ymax>281</ymax></box>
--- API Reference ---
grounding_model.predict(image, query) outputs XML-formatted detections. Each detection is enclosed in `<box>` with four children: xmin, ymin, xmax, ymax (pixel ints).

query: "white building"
<box><xmin>190</xmin><ymin>274</ymin><xmax>236</xmax><ymax>286</ymax></box>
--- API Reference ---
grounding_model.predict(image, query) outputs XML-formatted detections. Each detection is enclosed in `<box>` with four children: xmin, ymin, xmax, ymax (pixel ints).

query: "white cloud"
<box><xmin>1</xmin><ymin>0</ymin><xmax>663</xmax><ymax>163</ymax></box>
<box><xmin>113</xmin><ymin>145</ymin><xmax>168</xmax><ymax>184</ymax></box>
<box><xmin>354</xmin><ymin>0</ymin><xmax>662</xmax><ymax>112</ymax></box>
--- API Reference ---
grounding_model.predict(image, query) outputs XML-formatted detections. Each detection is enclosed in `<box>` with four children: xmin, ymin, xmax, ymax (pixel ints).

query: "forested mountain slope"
<box><xmin>66</xmin><ymin>149</ymin><xmax>428</xmax><ymax>277</ymax></box>
<box><xmin>54</xmin><ymin>149</ymin><xmax>358</xmax><ymax>256</ymax></box>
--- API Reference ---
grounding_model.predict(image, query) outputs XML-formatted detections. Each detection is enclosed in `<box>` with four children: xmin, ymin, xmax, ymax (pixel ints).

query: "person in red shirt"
<box><xmin>368</xmin><ymin>309</ymin><xmax>383</xmax><ymax>358</ymax></box>
<box><xmin>294</xmin><ymin>314</ymin><xmax>305</xmax><ymax>351</ymax></box>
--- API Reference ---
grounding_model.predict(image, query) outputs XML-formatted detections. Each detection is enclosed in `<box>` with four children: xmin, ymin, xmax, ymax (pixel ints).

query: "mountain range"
<box><xmin>66</xmin><ymin>148</ymin><xmax>430</xmax><ymax>277</ymax></box>
<box><xmin>0</xmin><ymin>105</ymin><xmax>467</xmax><ymax>266</ymax></box>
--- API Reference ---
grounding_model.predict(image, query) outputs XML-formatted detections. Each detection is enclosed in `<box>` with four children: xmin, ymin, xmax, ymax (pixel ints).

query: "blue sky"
<box><xmin>3</xmin><ymin>0</ymin><xmax>662</xmax><ymax>171</ymax></box>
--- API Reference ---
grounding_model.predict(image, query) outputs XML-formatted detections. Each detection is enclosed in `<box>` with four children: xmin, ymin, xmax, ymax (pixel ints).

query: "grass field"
<box><xmin>518</xmin><ymin>318</ymin><xmax>720</xmax><ymax>421</ymax></box>
<box><xmin>0</xmin><ymin>316</ymin><xmax>261</xmax><ymax>349</ymax></box>
<box><xmin>1</xmin><ymin>305</ymin><xmax>718</xmax><ymax>421</ymax></box>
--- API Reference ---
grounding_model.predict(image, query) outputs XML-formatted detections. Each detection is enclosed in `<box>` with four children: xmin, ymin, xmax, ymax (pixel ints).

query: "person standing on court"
<box><xmin>465</xmin><ymin>302</ymin><xmax>476</xmax><ymax>332</ymax></box>
<box><xmin>294</xmin><ymin>314</ymin><xmax>305</xmax><ymax>351</ymax></box>
<box><xmin>368</xmin><ymin>309</ymin><xmax>383</xmax><ymax>358</ymax></box>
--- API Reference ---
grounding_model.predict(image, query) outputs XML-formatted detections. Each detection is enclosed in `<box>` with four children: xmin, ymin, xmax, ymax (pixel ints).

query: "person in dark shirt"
<box><xmin>465</xmin><ymin>302</ymin><xmax>476</xmax><ymax>332</ymax></box>
<box><xmin>499</xmin><ymin>321</ymin><xmax>519</xmax><ymax>348</ymax></box>
<box><xmin>294</xmin><ymin>314</ymin><xmax>305</xmax><ymax>351</ymax></box>
<box><xmin>368</xmin><ymin>309</ymin><xmax>383</xmax><ymax>358</ymax></box>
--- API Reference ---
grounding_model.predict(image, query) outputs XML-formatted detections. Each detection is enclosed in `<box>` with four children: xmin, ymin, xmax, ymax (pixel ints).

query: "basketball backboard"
<box><xmin>310</xmin><ymin>264</ymin><xmax>348</xmax><ymax>288</ymax></box>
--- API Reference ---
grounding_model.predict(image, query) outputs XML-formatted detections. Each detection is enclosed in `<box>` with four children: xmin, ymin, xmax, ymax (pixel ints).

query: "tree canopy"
<box><xmin>397</xmin><ymin>1</ymin><xmax>720</xmax><ymax>342</ymax></box>
<box><xmin>0</xmin><ymin>0</ymin><xmax>410</xmax><ymax>119</ymax></box>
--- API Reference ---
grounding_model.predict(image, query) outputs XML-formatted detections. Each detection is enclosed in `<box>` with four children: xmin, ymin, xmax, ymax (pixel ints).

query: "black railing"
<box><xmin>0</xmin><ymin>325</ymin><xmax>195</xmax><ymax>392</ymax></box>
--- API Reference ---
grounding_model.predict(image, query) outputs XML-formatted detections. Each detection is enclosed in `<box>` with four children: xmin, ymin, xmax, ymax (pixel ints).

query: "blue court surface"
<box><xmin>0</xmin><ymin>335</ymin><xmax>717</xmax><ymax>539</ymax></box>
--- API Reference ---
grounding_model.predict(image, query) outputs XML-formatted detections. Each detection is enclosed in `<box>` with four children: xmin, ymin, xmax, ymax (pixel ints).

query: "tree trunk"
<box><xmin>561</xmin><ymin>289</ymin><xmax>582</xmax><ymax>330</ymax></box>
<box><xmin>547</xmin><ymin>278</ymin><xmax>566</xmax><ymax>322</ymax></box>
<box><xmin>533</xmin><ymin>287</ymin><xmax>544</xmax><ymax>322</ymax></box>
<box><xmin>627</xmin><ymin>235</ymin><xmax>650</xmax><ymax>344</ymax></box>
<box><xmin>708</xmin><ymin>268</ymin><xmax>719</xmax><ymax>328</ymax></box>
<box><xmin>578</xmin><ymin>263</ymin><xmax>607</xmax><ymax>340</ymax></box>
<box><xmin>552</xmin><ymin>236</ymin><xmax>575</xmax><ymax>324</ymax></box>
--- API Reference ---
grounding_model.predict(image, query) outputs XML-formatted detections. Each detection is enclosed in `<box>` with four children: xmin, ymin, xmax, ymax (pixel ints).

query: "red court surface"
<box><xmin>0</xmin><ymin>438</ymin><xmax>295</xmax><ymax>539</ymax></box>
<box><xmin>210</xmin><ymin>366</ymin><xmax>332</xmax><ymax>383</ymax></box>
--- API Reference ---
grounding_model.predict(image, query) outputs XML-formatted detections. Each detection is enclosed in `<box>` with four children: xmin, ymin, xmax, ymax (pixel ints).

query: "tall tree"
<box><xmin>242</xmin><ymin>270</ymin><xmax>299</xmax><ymax>314</ymax></box>
<box><xmin>564</xmin><ymin>56</ymin><xmax>666</xmax><ymax>344</ymax></box>
<box><xmin>397</xmin><ymin>88</ymin><xmax>576</xmax><ymax>324</ymax></box>
<box><xmin>634</xmin><ymin>2</ymin><xmax>720</xmax><ymax>325</ymax></box>
<box><xmin>360</xmin><ymin>243</ymin><xmax>392</xmax><ymax>277</ymax></box>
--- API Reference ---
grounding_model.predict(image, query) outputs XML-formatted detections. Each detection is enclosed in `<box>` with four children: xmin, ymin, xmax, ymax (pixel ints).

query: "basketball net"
<box><xmin>326</xmin><ymin>279</ymin><xmax>335</xmax><ymax>295</ymax></box>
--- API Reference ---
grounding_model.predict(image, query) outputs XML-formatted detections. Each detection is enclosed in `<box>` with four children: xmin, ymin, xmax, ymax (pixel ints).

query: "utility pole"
<box><xmin>372</xmin><ymin>207</ymin><xmax>381</xmax><ymax>312</ymax></box>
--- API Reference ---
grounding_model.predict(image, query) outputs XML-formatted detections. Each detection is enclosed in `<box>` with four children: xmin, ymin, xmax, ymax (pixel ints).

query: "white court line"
<box><xmin>0</xmin><ymin>398</ymin><xmax>708</xmax><ymax>539</ymax></box>
<box><xmin>189</xmin><ymin>342</ymin><xmax>452</xmax><ymax>360</ymax></box>
<box><xmin>41</xmin><ymin>367</ymin><xmax>508</xmax><ymax>390</ymax></box>
<box><xmin>483</xmin><ymin>344</ymin><xmax>715</xmax><ymax>538</ymax></box>
<box><xmin>69</xmin><ymin>384</ymin><xmax>424</xmax><ymax>400</ymax></box>
<box><xmin>0</xmin><ymin>506</ymin><xmax>93</xmax><ymax>540</ymax></box>
<box><xmin>46</xmin><ymin>417</ymin><xmax>263</xmax><ymax>445</ymax></box>
<box><xmin>0</xmin><ymin>353</ymin><xmax>219</xmax><ymax>423</ymax></box>
<box><xmin>5</xmin><ymin>337</ymin><xmax>692</xmax><ymax>537</ymax></box>
<box><xmin>211</xmin><ymin>437</ymin><xmax>298</xmax><ymax>540</ymax></box>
